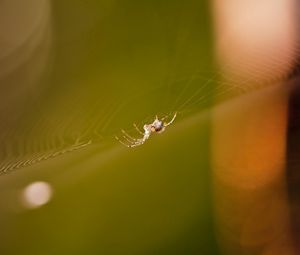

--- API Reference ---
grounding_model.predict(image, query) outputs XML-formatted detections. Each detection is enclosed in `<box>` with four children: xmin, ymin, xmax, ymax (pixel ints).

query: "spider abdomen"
<box><xmin>153</xmin><ymin>120</ymin><xmax>164</xmax><ymax>132</ymax></box>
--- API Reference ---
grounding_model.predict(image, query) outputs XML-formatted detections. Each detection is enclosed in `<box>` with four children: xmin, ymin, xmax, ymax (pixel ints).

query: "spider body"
<box><xmin>149</xmin><ymin>119</ymin><xmax>164</xmax><ymax>133</ymax></box>
<box><xmin>115</xmin><ymin>112</ymin><xmax>177</xmax><ymax>148</ymax></box>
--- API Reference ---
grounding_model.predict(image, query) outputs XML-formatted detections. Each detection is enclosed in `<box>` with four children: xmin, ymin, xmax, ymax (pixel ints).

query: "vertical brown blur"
<box><xmin>287</xmin><ymin>77</ymin><xmax>300</xmax><ymax>253</ymax></box>
<box><xmin>212</xmin><ymin>0</ymin><xmax>298</xmax><ymax>254</ymax></box>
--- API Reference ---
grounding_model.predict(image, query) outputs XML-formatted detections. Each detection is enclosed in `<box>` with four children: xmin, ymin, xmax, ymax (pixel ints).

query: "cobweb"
<box><xmin>0</xmin><ymin>0</ymin><xmax>299</xmax><ymax>175</ymax></box>
<box><xmin>0</xmin><ymin>61</ymin><xmax>297</xmax><ymax>176</ymax></box>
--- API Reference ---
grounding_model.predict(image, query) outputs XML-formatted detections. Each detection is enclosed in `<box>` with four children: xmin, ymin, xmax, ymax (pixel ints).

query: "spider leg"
<box><xmin>116</xmin><ymin>134</ymin><xmax>142</xmax><ymax>146</ymax></box>
<box><xmin>164</xmin><ymin>112</ymin><xmax>177</xmax><ymax>126</ymax></box>
<box><xmin>116</xmin><ymin>135</ymin><xmax>145</xmax><ymax>148</ymax></box>
<box><xmin>133</xmin><ymin>123</ymin><xmax>144</xmax><ymax>135</ymax></box>
<box><xmin>121</xmin><ymin>129</ymin><xmax>139</xmax><ymax>141</ymax></box>
<box><xmin>161</xmin><ymin>114</ymin><xmax>170</xmax><ymax>121</ymax></box>
<box><xmin>121</xmin><ymin>129</ymin><xmax>149</xmax><ymax>147</ymax></box>
<box><xmin>115</xmin><ymin>136</ymin><xmax>131</xmax><ymax>147</ymax></box>
<box><xmin>116</xmin><ymin>125</ymin><xmax>151</xmax><ymax>148</ymax></box>
<box><xmin>122</xmin><ymin>134</ymin><xmax>136</xmax><ymax>144</ymax></box>
<box><xmin>120</xmin><ymin>130</ymin><xmax>145</xmax><ymax>144</ymax></box>
<box><xmin>129</xmin><ymin>142</ymin><xmax>143</xmax><ymax>148</ymax></box>
<box><xmin>130</xmin><ymin>136</ymin><xmax>148</xmax><ymax>147</ymax></box>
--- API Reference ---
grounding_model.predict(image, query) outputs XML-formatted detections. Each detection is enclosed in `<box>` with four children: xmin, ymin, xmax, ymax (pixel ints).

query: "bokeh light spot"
<box><xmin>22</xmin><ymin>181</ymin><xmax>53</xmax><ymax>209</ymax></box>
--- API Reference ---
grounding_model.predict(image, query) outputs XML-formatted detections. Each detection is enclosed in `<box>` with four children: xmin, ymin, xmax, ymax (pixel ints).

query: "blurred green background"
<box><xmin>0</xmin><ymin>0</ymin><xmax>219</xmax><ymax>254</ymax></box>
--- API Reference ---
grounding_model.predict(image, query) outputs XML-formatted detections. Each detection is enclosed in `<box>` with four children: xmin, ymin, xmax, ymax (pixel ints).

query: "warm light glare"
<box><xmin>22</xmin><ymin>181</ymin><xmax>53</xmax><ymax>209</ymax></box>
<box><xmin>213</xmin><ymin>0</ymin><xmax>297</xmax><ymax>85</ymax></box>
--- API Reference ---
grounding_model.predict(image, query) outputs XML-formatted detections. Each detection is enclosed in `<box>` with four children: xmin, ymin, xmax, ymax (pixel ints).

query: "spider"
<box><xmin>115</xmin><ymin>112</ymin><xmax>177</xmax><ymax>148</ymax></box>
